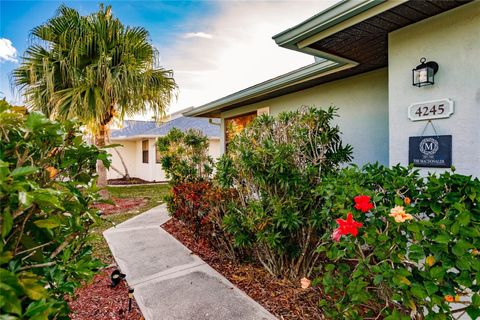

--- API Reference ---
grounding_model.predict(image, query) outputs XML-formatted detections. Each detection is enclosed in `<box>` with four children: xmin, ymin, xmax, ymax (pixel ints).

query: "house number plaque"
<box><xmin>408</xmin><ymin>98</ymin><xmax>454</xmax><ymax>121</ymax></box>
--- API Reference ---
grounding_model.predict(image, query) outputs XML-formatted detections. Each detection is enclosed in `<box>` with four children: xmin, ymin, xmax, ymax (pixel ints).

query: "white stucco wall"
<box><xmin>107</xmin><ymin>137</ymin><xmax>221</xmax><ymax>182</ymax></box>
<box><xmin>388</xmin><ymin>2</ymin><xmax>480</xmax><ymax>177</ymax></box>
<box><xmin>220</xmin><ymin>68</ymin><xmax>389</xmax><ymax>166</ymax></box>
<box><xmin>208</xmin><ymin>138</ymin><xmax>221</xmax><ymax>161</ymax></box>
<box><xmin>107</xmin><ymin>140</ymin><xmax>137</xmax><ymax>180</ymax></box>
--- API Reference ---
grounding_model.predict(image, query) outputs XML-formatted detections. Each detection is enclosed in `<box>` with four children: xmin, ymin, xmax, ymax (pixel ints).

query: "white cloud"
<box><xmin>161</xmin><ymin>1</ymin><xmax>340</xmax><ymax>114</ymax></box>
<box><xmin>0</xmin><ymin>38</ymin><xmax>18</xmax><ymax>63</ymax></box>
<box><xmin>183</xmin><ymin>32</ymin><xmax>213</xmax><ymax>39</ymax></box>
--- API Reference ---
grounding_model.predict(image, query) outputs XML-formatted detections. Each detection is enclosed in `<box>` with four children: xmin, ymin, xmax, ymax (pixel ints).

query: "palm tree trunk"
<box><xmin>113</xmin><ymin>146</ymin><xmax>130</xmax><ymax>179</ymax></box>
<box><xmin>95</xmin><ymin>125</ymin><xmax>110</xmax><ymax>199</ymax></box>
<box><xmin>107</xmin><ymin>135</ymin><xmax>130</xmax><ymax>179</ymax></box>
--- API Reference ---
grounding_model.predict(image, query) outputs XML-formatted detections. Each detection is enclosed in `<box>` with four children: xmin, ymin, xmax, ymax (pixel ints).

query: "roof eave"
<box><xmin>272</xmin><ymin>0</ymin><xmax>385</xmax><ymax>48</ymax></box>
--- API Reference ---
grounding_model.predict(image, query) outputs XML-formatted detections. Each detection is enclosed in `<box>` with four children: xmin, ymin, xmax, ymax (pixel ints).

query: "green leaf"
<box><xmin>452</xmin><ymin>240</ymin><xmax>472</xmax><ymax>256</ymax></box>
<box><xmin>25</xmin><ymin>112</ymin><xmax>48</xmax><ymax>131</ymax></box>
<box><xmin>407</xmin><ymin>223</ymin><xmax>421</xmax><ymax>233</ymax></box>
<box><xmin>0</xmin><ymin>251</ymin><xmax>13</xmax><ymax>264</ymax></box>
<box><xmin>450</xmin><ymin>221</ymin><xmax>460</xmax><ymax>235</ymax></box>
<box><xmin>19</xmin><ymin>274</ymin><xmax>48</xmax><ymax>300</ymax></box>
<box><xmin>32</xmin><ymin>190</ymin><xmax>62</xmax><ymax>209</ymax></box>
<box><xmin>429</xmin><ymin>266</ymin><xmax>445</xmax><ymax>280</ymax></box>
<box><xmin>1</xmin><ymin>211</ymin><xmax>13</xmax><ymax>237</ymax></box>
<box><xmin>466</xmin><ymin>305</ymin><xmax>480</xmax><ymax>319</ymax></box>
<box><xmin>373</xmin><ymin>274</ymin><xmax>383</xmax><ymax>285</ymax></box>
<box><xmin>11</xmin><ymin>166</ymin><xmax>38</xmax><ymax>177</ymax></box>
<box><xmin>0</xmin><ymin>283</ymin><xmax>21</xmax><ymax>315</ymax></box>
<box><xmin>433</xmin><ymin>234</ymin><xmax>450</xmax><ymax>244</ymax></box>
<box><xmin>424</xmin><ymin>281</ymin><xmax>438</xmax><ymax>295</ymax></box>
<box><xmin>34</xmin><ymin>218</ymin><xmax>61</xmax><ymax>229</ymax></box>
<box><xmin>411</xmin><ymin>285</ymin><xmax>427</xmax><ymax>299</ymax></box>
<box><xmin>25</xmin><ymin>300</ymin><xmax>50</xmax><ymax>317</ymax></box>
<box><xmin>408</xmin><ymin>244</ymin><xmax>424</xmax><ymax>261</ymax></box>
<box><xmin>457</xmin><ymin>211</ymin><xmax>471</xmax><ymax>226</ymax></box>
<box><xmin>472</xmin><ymin>293</ymin><xmax>480</xmax><ymax>307</ymax></box>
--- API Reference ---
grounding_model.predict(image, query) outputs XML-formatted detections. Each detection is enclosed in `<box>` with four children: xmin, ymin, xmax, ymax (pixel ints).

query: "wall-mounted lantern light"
<box><xmin>412</xmin><ymin>57</ymin><xmax>439</xmax><ymax>87</ymax></box>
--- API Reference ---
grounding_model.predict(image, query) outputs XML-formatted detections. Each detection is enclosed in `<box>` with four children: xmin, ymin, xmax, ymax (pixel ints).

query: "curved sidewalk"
<box><xmin>103</xmin><ymin>205</ymin><xmax>276</xmax><ymax>320</ymax></box>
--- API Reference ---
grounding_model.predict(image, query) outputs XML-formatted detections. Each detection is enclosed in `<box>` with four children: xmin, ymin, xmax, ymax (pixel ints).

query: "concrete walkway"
<box><xmin>104</xmin><ymin>205</ymin><xmax>276</xmax><ymax>320</ymax></box>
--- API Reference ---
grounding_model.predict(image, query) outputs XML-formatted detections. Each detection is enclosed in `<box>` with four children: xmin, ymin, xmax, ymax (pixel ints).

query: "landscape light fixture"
<box><xmin>412</xmin><ymin>57</ymin><xmax>439</xmax><ymax>87</ymax></box>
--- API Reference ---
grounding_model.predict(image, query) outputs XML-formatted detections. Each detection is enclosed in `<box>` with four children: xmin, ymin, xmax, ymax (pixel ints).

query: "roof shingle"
<box><xmin>110</xmin><ymin>117</ymin><xmax>220</xmax><ymax>139</ymax></box>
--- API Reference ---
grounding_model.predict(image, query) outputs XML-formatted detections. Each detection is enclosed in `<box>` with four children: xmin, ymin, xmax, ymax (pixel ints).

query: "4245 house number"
<box><xmin>408</xmin><ymin>98</ymin><xmax>454</xmax><ymax>121</ymax></box>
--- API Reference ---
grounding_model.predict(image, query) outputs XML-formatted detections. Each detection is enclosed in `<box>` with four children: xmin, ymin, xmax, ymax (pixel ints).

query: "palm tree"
<box><xmin>13</xmin><ymin>4</ymin><xmax>176</xmax><ymax>197</ymax></box>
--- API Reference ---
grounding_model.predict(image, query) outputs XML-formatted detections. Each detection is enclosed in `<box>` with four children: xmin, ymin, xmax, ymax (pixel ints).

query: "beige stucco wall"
<box><xmin>220</xmin><ymin>68</ymin><xmax>389</xmax><ymax>166</ymax></box>
<box><xmin>388</xmin><ymin>2</ymin><xmax>480</xmax><ymax>177</ymax></box>
<box><xmin>107</xmin><ymin>137</ymin><xmax>221</xmax><ymax>182</ymax></box>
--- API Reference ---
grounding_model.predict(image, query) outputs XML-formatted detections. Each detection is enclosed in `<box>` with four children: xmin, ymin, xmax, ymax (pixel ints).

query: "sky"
<box><xmin>0</xmin><ymin>0</ymin><xmax>339</xmax><ymax>117</ymax></box>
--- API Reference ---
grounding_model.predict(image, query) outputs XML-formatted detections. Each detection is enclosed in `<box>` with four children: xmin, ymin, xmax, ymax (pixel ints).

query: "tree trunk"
<box><xmin>95</xmin><ymin>125</ymin><xmax>110</xmax><ymax>199</ymax></box>
<box><xmin>113</xmin><ymin>147</ymin><xmax>130</xmax><ymax>179</ymax></box>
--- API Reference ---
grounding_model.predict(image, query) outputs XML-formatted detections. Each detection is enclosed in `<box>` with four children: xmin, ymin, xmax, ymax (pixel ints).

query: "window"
<box><xmin>225</xmin><ymin>112</ymin><xmax>257</xmax><ymax>149</ymax></box>
<box><xmin>142</xmin><ymin>140</ymin><xmax>149</xmax><ymax>163</ymax></box>
<box><xmin>156</xmin><ymin>145</ymin><xmax>161</xmax><ymax>163</ymax></box>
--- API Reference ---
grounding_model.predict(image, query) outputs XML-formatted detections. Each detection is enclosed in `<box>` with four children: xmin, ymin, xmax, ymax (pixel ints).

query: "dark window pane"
<box><xmin>142</xmin><ymin>140</ymin><xmax>149</xmax><ymax>163</ymax></box>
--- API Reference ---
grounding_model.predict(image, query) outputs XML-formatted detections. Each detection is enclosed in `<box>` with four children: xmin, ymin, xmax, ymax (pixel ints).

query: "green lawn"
<box><xmin>89</xmin><ymin>184</ymin><xmax>170</xmax><ymax>264</ymax></box>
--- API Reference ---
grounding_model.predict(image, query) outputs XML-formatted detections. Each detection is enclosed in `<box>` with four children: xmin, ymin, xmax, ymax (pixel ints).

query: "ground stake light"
<box><xmin>412</xmin><ymin>57</ymin><xmax>439</xmax><ymax>87</ymax></box>
<box><xmin>128</xmin><ymin>288</ymin><xmax>134</xmax><ymax>312</ymax></box>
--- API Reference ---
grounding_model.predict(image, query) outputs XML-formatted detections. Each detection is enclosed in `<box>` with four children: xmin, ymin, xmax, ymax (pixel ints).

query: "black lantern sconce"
<box><xmin>412</xmin><ymin>57</ymin><xmax>439</xmax><ymax>87</ymax></box>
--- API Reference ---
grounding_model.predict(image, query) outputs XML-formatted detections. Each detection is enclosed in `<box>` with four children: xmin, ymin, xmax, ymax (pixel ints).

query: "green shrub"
<box><xmin>156</xmin><ymin>128</ymin><xmax>213</xmax><ymax>184</ymax></box>
<box><xmin>0</xmin><ymin>101</ymin><xmax>109</xmax><ymax>319</ymax></box>
<box><xmin>315</xmin><ymin>164</ymin><xmax>480</xmax><ymax>319</ymax></box>
<box><xmin>216</xmin><ymin>106</ymin><xmax>353</xmax><ymax>279</ymax></box>
<box><xmin>158</xmin><ymin>128</ymin><xmax>238</xmax><ymax>257</ymax></box>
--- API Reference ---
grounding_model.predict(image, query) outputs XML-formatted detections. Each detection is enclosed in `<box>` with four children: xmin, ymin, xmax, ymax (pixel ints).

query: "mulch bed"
<box><xmin>94</xmin><ymin>197</ymin><xmax>148</xmax><ymax>215</ymax></box>
<box><xmin>162</xmin><ymin>218</ymin><xmax>325</xmax><ymax>320</ymax></box>
<box><xmin>68</xmin><ymin>267</ymin><xmax>143</xmax><ymax>320</ymax></box>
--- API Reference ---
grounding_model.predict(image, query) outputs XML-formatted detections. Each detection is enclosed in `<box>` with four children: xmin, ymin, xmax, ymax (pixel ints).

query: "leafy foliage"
<box><xmin>157</xmin><ymin>128</ymin><xmax>213</xmax><ymax>184</ymax></box>
<box><xmin>216</xmin><ymin>106</ymin><xmax>353</xmax><ymax>279</ymax></box>
<box><xmin>157</xmin><ymin>128</ymin><xmax>240</xmax><ymax>257</ymax></box>
<box><xmin>0</xmin><ymin>100</ymin><xmax>108</xmax><ymax>319</ymax></box>
<box><xmin>315</xmin><ymin>164</ymin><xmax>480</xmax><ymax>319</ymax></box>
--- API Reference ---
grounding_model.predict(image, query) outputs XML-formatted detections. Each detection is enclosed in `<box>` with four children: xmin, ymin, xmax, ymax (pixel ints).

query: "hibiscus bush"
<box><xmin>315</xmin><ymin>164</ymin><xmax>480</xmax><ymax>319</ymax></box>
<box><xmin>216</xmin><ymin>106</ymin><xmax>353</xmax><ymax>279</ymax></box>
<box><xmin>0</xmin><ymin>101</ymin><xmax>108</xmax><ymax>319</ymax></box>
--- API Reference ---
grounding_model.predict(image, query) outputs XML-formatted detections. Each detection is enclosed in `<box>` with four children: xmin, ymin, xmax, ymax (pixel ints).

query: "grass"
<box><xmin>89</xmin><ymin>183</ymin><xmax>170</xmax><ymax>264</ymax></box>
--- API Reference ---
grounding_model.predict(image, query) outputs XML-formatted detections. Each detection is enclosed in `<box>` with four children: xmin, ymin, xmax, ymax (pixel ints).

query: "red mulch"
<box><xmin>68</xmin><ymin>267</ymin><xmax>143</xmax><ymax>320</ymax></box>
<box><xmin>162</xmin><ymin>218</ymin><xmax>325</xmax><ymax>320</ymax></box>
<box><xmin>94</xmin><ymin>197</ymin><xmax>148</xmax><ymax>215</ymax></box>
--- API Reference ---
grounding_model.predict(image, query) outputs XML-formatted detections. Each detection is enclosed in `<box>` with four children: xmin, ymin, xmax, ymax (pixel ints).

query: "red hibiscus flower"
<box><xmin>354</xmin><ymin>195</ymin><xmax>374</xmax><ymax>213</ymax></box>
<box><xmin>332</xmin><ymin>213</ymin><xmax>363</xmax><ymax>242</ymax></box>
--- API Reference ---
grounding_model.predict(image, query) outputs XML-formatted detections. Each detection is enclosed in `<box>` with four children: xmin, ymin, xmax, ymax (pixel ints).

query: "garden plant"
<box><xmin>0</xmin><ymin>101</ymin><xmax>109</xmax><ymax>319</ymax></box>
<box><xmin>216</xmin><ymin>106</ymin><xmax>353</xmax><ymax>279</ymax></box>
<box><xmin>314</xmin><ymin>164</ymin><xmax>480</xmax><ymax>319</ymax></box>
<box><xmin>157</xmin><ymin>127</ymin><xmax>240</xmax><ymax>258</ymax></box>
<box><xmin>158</xmin><ymin>105</ymin><xmax>479</xmax><ymax>319</ymax></box>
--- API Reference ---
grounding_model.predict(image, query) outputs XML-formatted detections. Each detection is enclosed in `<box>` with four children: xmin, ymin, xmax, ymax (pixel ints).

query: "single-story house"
<box><xmin>107</xmin><ymin>114</ymin><xmax>221</xmax><ymax>182</ymax></box>
<box><xmin>184</xmin><ymin>0</ymin><xmax>479</xmax><ymax>178</ymax></box>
